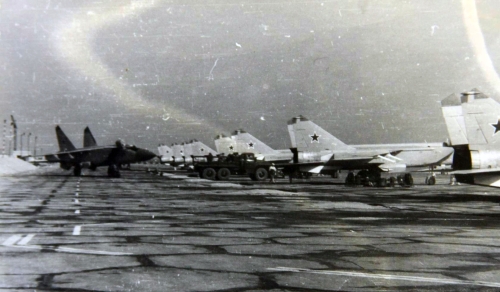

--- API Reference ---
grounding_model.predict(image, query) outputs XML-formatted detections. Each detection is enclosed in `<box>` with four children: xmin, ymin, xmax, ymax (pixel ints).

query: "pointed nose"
<box><xmin>136</xmin><ymin>148</ymin><xmax>157</xmax><ymax>162</ymax></box>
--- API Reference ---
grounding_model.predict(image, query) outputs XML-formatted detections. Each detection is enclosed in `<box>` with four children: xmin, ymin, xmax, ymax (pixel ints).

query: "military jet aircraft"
<box><xmin>168</xmin><ymin>140</ymin><xmax>217</xmax><ymax>167</ymax></box>
<box><xmin>214</xmin><ymin>134</ymin><xmax>236</xmax><ymax>154</ymax></box>
<box><xmin>214</xmin><ymin>130</ymin><xmax>292</xmax><ymax>162</ymax></box>
<box><xmin>170</xmin><ymin>143</ymin><xmax>185</xmax><ymax>167</ymax></box>
<box><xmin>287</xmin><ymin>115</ymin><xmax>454</xmax><ymax>184</ymax></box>
<box><xmin>441</xmin><ymin>89</ymin><xmax>500</xmax><ymax>187</ymax></box>
<box><xmin>157</xmin><ymin>144</ymin><xmax>174</xmax><ymax>164</ymax></box>
<box><xmin>230</xmin><ymin>130</ymin><xmax>293</xmax><ymax>162</ymax></box>
<box><xmin>182</xmin><ymin>140</ymin><xmax>218</xmax><ymax>165</ymax></box>
<box><xmin>44</xmin><ymin>126</ymin><xmax>157</xmax><ymax>177</ymax></box>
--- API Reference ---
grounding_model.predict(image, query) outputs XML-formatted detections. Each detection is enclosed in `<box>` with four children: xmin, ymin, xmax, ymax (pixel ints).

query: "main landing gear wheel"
<box><xmin>73</xmin><ymin>165</ymin><xmax>82</xmax><ymax>177</ymax></box>
<box><xmin>426</xmin><ymin>175</ymin><xmax>436</xmax><ymax>185</ymax></box>
<box><xmin>107</xmin><ymin>164</ymin><xmax>121</xmax><ymax>178</ymax></box>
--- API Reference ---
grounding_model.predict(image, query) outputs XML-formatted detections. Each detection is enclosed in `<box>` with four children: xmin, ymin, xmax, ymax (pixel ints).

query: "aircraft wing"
<box><xmin>44</xmin><ymin>146</ymin><xmax>115</xmax><ymax>163</ymax></box>
<box><xmin>277</xmin><ymin>161</ymin><xmax>325</xmax><ymax>174</ymax></box>
<box><xmin>324</xmin><ymin>150</ymin><xmax>403</xmax><ymax>169</ymax></box>
<box><xmin>451</xmin><ymin>168</ymin><xmax>500</xmax><ymax>175</ymax></box>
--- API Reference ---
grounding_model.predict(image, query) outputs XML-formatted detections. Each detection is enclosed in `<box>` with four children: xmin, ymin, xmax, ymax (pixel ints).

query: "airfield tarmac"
<box><xmin>1</xmin><ymin>168</ymin><xmax>500</xmax><ymax>291</ymax></box>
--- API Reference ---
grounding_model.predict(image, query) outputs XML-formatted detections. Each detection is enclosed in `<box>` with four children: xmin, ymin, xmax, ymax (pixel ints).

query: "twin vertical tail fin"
<box><xmin>231</xmin><ymin>129</ymin><xmax>275</xmax><ymax>154</ymax></box>
<box><xmin>214</xmin><ymin>134</ymin><xmax>236</xmax><ymax>154</ymax></box>
<box><xmin>83</xmin><ymin>127</ymin><xmax>97</xmax><ymax>147</ymax></box>
<box><xmin>157</xmin><ymin>144</ymin><xmax>172</xmax><ymax>157</ymax></box>
<box><xmin>190</xmin><ymin>140</ymin><xmax>217</xmax><ymax>156</ymax></box>
<box><xmin>441</xmin><ymin>93</ymin><xmax>468</xmax><ymax>146</ymax></box>
<box><xmin>287</xmin><ymin>115</ymin><xmax>354</xmax><ymax>152</ymax></box>
<box><xmin>171</xmin><ymin>143</ymin><xmax>184</xmax><ymax>158</ymax></box>
<box><xmin>56</xmin><ymin>126</ymin><xmax>76</xmax><ymax>152</ymax></box>
<box><xmin>441</xmin><ymin>89</ymin><xmax>500</xmax><ymax>146</ymax></box>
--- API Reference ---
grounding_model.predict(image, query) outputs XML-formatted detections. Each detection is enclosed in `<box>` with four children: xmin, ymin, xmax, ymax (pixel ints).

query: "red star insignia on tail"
<box><xmin>310</xmin><ymin>132</ymin><xmax>320</xmax><ymax>143</ymax></box>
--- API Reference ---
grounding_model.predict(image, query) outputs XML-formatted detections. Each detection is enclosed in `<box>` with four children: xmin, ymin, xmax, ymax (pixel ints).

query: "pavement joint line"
<box><xmin>268</xmin><ymin>267</ymin><xmax>500</xmax><ymax>288</ymax></box>
<box><xmin>72</xmin><ymin>226</ymin><xmax>81</xmax><ymax>235</ymax></box>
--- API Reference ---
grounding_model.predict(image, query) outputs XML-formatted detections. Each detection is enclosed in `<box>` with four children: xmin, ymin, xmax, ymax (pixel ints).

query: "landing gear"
<box><xmin>107</xmin><ymin>164</ymin><xmax>121</xmax><ymax>178</ymax></box>
<box><xmin>345</xmin><ymin>171</ymin><xmax>356</xmax><ymax>186</ymax></box>
<box><xmin>389</xmin><ymin>176</ymin><xmax>396</xmax><ymax>187</ymax></box>
<box><xmin>73</xmin><ymin>165</ymin><xmax>82</xmax><ymax>177</ymax></box>
<box><xmin>397</xmin><ymin>173</ymin><xmax>414</xmax><ymax>187</ymax></box>
<box><xmin>425</xmin><ymin>174</ymin><xmax>436</xmax><ymax>185</ymax></box>
<box><xmin>345</xmin><ymin>169</ymin><xmax>395</xmax><ymax>187</ymax></box>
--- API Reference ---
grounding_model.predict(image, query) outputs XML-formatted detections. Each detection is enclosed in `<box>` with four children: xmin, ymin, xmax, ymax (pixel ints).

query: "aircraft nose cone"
<box><xmin>136</xmin><ymin>148</ymin><xmax>157</xmax><ymax>162</ymax></box>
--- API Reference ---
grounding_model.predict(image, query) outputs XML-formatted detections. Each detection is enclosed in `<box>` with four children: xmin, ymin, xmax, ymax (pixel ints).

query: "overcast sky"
<box><xmin>1</xmin><ymin>0</ymin><xmax>500</xmax><ymax>154</ymax></box>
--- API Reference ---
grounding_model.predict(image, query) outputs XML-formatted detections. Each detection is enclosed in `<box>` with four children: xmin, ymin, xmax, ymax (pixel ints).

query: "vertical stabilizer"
<box><xmin>459</xmin><ymin>89</ymin><xmax>500</xmax><ymax>146</ymax></box>
<box><xmin>157</xmin><ymin>144</ymin><xmax>173</xmax><ymax>162</ymax></box>
<box><xmin>83</xmin><ymin>126</ymin><xmax>98</xmax><ymax>147</ymax></box>
<box><xmin>157</xmin><ymin>144</ymin><xmax>172</xmax><ymax>157</ymax></box>
<box><xmin>231</xmin><ymin>129</ymin><xmax>275</xmax><ymax>154</ymax></box>
<box><xmin>56</xmin><ymin>126</ymin><xmax>76</xmax><ymax>152</ymax></box>
<box><xmin>287</xmin><ymin>116</ymin><xmax>354</xmax><ymax>152</ymax></box>
<box><xmin>182</xmin><ymin>142</ymin><xmax>192</xmax><ymax>158</ymax></box>
<box><xmin>171</xmin><ymin>143</ymin><xmax>185</xmax><ymax>165</ymax></box>
<box><xmin>214</xmin><ymin>134</ymin><xmax>236</xmax><ymax>154</ymax></box>
<box><xmin>441</xmin><ymin>93</ymin><xmax>468</xmax><ymax>145</ymax></box>
<box><xmin>191</xmin><ymin>140</ymin><xmax>218</xmax><ymax>156</ymax></box>
<box><xmin>171</xmin><ymin>143</ymin><xmax>184</xmax><ymax>158</ymax></box>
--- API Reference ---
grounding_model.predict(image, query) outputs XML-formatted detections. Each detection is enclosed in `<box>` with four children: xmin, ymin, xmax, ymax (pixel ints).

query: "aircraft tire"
<box><xmin>73</xmin><ymin>166</ymin><xmax>82</xmax><ymax>177</ymax></box>
<box><xmin>202</xmin><ymin>168</ymin><xmax>216</xmax><ymax>180</ymax></box>
<box><xmin>389</xmin><ymin>176</ymin><xmax>396</xmax><ymax>187</ymax></box>
<box><xmin>108</xmin><ymin>164</ymin><xmax>121</xmax><ymax>178</ymax></box>
<box><xmin>378</xmin><ymin>178</ymin><xmax>387</xmax><ymax>187</ymax></box>
<box><xmin>427</xmin><ymin>176</ymin><xmax>436</xmax><ymax>185</ymax></box>
<box><xmin>403</xmin><ymin>173</ymin><xmax>414</xmax><ymax>187</ymax></box>
<box><xmin>254</xmin><ymin>167</ymin><xmax>268</xmax><ymax>181</ymax></box>
<box><xmin>217</xmin><ymin>168</ymin><xmax>231</xmax><ymax>180</ymax></box>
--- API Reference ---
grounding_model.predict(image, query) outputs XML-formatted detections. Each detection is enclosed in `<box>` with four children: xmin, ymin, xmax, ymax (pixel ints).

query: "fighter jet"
<box><xmin>44</xmin><ymin>126</ymin><xmax>157</xmax><ymax>177</ymax></box>
<box><xmin>169</xmin><ymin>140</ymin><xmax>218</xmax><ymax>167</ymax></box>
<box><xmin>170</xmin><ymin>143</ymin><xmax>185</xmax><ymax>166</ymax></box>
<box><xmin>230</xmin><ymin>129</ymin><xmax>293</xmax><ymax>162</ymax></box>
<box><xmin>184</xmin><ymin>140</ymin><xmax>218</xmax><ymax>164</ymax></box>
<box><xmin>189</xmin><ymin>139</ymin><xmax>217</xmax><ymax>157</ymax></box>
<box><xmin>157</xmin><ymin>144</ymin><xmax>174</xmax><ymax>164</ymax></box>
<box><xmin>441</xmin><ymin>89</ymin><xmax>500</xmax><ymax>187</ymax></box>
<box><xmin>287</xmin><ymin>116</ymin><xmax>454</xmax><ymax>182</ymax></box>
<box><xmin>214</xmin><ymin>134</ymin><xmax>236</xmax><ymax>154</ymax></box>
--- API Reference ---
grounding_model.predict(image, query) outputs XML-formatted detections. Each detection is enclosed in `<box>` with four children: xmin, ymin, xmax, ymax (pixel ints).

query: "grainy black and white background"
<box><xmin>2</xmin><ymin>0</ymin><xmax>500</xmax><ymax>152</ymax></box>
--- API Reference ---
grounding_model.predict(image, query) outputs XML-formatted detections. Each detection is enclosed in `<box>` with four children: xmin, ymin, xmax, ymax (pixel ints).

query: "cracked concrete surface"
<box><xmin>1</xmin><ymin>169</ymin><xmax>500</xmax><ymax>291</ymax></box>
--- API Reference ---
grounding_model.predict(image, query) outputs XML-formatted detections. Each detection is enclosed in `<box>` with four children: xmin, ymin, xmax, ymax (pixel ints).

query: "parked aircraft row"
<box><xmin>157</xmin><ymin>88</ymin><xmax>500</xmax><ymax>188</ymax></box>
<box><xmin>39</xmin><ymin>87</ymin><xmax>499</xmax><ymax>187</ymax></box>
<box><xmin>158</xmin><ymin>117</ymin><xmax>454</xmax><ymax>185</ymax></box>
